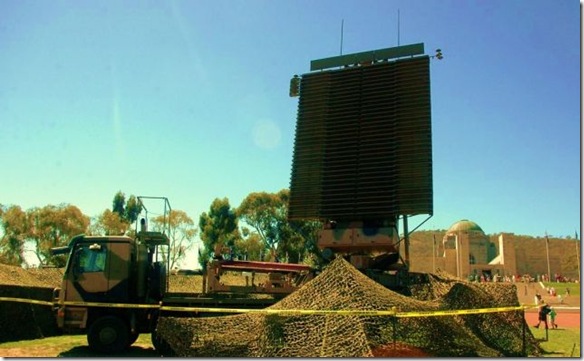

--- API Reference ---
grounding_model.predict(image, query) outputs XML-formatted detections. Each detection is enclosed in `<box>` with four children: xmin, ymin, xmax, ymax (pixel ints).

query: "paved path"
<box><xmin>515</xmin><ymin>281</ymin><xmax>579</xmax><ymax>309</ymax></box>
<box><xmin>512</xmin><ymin>281</ymin><xmax>580</xmax><ymax>329</ymax></box>
<box><xmin>523</xmin><ymin>309</ymin><xmax>580</xmax><ymax>329</ymax></box>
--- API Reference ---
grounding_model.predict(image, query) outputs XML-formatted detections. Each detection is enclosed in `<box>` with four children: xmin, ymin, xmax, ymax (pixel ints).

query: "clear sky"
<box><xmin>0</xmin><ymin>0</ymin><xmax>580</xmax><ymax>268</ymax></box>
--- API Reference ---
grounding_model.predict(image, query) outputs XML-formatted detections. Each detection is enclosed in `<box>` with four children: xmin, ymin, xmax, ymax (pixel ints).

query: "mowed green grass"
<box><xmin>0</xmin><ymin>334</ymin><xmax>157</xmax><ymax>357</ymax></box>
<box><xmin>529</xmin><ymin>281</ymin><xmax>581</xmax><ymax>358</ymax></box>
<box><xmin>530</xmin><ymin>327</ymin><xmax>580</xmax><ymax>357</ymax></box>
<box><xmin>0</xmin><ymin>327</ymin><xmax>580</xmax><ymax>357</ymax></box>
<box><xmin>542</xmin><ymin>282</ymin><xmax>580</xmax><ymax>297</ymax></box>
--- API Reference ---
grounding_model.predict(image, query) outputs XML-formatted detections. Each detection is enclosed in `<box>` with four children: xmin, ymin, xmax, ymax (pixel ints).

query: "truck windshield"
<box><xmin>75</xmin><ymin>244</ymin><xmax>107</xmax><ymax>273</ymax></box>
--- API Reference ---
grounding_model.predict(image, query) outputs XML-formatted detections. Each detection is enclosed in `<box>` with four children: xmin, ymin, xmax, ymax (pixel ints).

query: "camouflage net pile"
<box><xmin>0</xmin><ymin>264</ymin><xmax>64</xmax><ymax>342</ymax></box>
<box><xmin>158</xmin><ymin>257</ymin><xmax>542</xmax><ymax>357</ymax></box>
<box><xmin>0</xmin><ymin>263</ymin><xmax>63</xmax><ymax>288</ymax></box>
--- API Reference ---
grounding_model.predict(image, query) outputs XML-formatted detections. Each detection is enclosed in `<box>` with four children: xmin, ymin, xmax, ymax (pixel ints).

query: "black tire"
<box><xmin>151</xmin><ymin>330</ymin><xmax>174</xmax><ymax>356</ymax></box>
<box><xmin>128</xmin><ymin>331</ymin><xmax>140</xmax><ymax>347</ymax></box>
<box><xmin>87</xmin><ymin>316</ymin><xmax>130</xmax><ymax>354</ymax></box>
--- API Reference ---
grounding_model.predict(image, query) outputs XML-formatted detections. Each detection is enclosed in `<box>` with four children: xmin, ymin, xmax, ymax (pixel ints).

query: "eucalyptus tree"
<box><xmin>28</xmin><ymin>204</ymin><xmax>90</xmax><ymax>266</ymax></box>
<box><xmin>152</xmin><ymin>209</ymin><xmax>197</xmax><ymax>270</ymax></box>
<box><xmin>198</xmin><ymin>198</ymin><xmax>239</xmax><ymax>269</ymax></box>
<box><xmin>0</xmin><ymin>205</ymin><xmax>28</xmax><ymax>266</ymax></box>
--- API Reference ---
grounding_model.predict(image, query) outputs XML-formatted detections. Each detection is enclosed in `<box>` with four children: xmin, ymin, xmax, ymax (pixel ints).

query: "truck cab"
<box><xmin>52</xmin><ymin>230</ymin><xmax>169</xmax><ymax>353</ymax></box>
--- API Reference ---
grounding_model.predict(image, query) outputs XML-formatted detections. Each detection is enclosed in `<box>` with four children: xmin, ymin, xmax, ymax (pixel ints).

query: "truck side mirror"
<box><xmin>51</xmin><ymin>246</ymin><xmax>70</xmax><ymax>255</ymax></box>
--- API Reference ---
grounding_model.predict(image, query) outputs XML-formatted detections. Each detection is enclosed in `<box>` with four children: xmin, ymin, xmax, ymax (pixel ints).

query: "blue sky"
<box><xmin>0</xmin><ymin>0</ymin><xmax>580</xmax><ymax>267</ymax></box>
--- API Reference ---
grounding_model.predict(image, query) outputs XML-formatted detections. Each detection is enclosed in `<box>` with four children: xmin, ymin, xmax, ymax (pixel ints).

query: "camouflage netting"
<box><xmin>0</xmin><ymin>264</ymin><xmax>64</xmax><ymax>342</ymax></box>
<box><xmin>0</xmin><ymin>263</ymin><xmax>63</xmax><ymax>288</ymax></box>
<box><xmin>158</xmin><ymin>257</ymin><xmax>542</xmax><ymax>357</ymax></box>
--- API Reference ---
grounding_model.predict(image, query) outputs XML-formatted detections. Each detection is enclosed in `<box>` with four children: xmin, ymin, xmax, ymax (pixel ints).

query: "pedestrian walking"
<box><xmin>548</xmin><ymin>307</ymin><xmax>558</xmax><ymax>329</ymax></box>
<box><xmin>534</xmin><ymin>302</ymin><xmax>551</xmax><ymax>329</ymax></box>
<box><xmin>534</xmin><ymin>291</ymin><xmax>542</xmax><ymax>306</ymax></box>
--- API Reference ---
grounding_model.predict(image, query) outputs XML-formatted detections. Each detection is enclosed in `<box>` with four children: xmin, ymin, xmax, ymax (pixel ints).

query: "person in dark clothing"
<box><xmin>534</xmin><ymin>302</ymin><xmax>551</xmax><ymax>329</ymax></box>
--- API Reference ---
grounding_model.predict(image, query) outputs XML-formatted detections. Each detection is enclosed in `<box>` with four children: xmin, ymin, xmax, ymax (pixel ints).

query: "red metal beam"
<box><xmin>219</xmin><ymin>260</ymin><xmax>312</xmax><ymax>273</ymax></box>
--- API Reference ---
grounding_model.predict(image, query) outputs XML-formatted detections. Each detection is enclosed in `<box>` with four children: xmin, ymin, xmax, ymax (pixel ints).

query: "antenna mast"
<box><xmin>340</xmin><ymin>19</ymin><xmax>344</xmax><ymax>55</ymax></box>
<box><xmin>397</xmin><ymin>9</ymin><xmax>400</xmax><ymax>46</ymax></box>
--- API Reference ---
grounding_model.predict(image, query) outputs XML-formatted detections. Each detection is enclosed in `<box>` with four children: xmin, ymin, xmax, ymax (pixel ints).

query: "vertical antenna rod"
<box><xmin>397</xmin><ymin>9</ymin><xmax>400</xmax><ymax>46</ymax></box>
<box><xmin>340</xmin><ymin>19</ymin><xmax>344</xmax><ymax>55</ymax></box>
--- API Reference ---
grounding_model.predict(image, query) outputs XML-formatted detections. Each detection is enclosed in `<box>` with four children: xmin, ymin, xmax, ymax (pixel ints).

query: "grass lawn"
<box><xmin>530</xmin><ymin>327</ymin><xmax>580</xmax><ymax>357</ymax></box>
<box><xmin>0</xmin><ymin>334</ymin><xmax>157</xmax><ymax>357</ymax></box>
<box><xmin>542</xmin><ymin>282</ymin><xmax>580</xmax><ymax>297</ymax></box>
<box><xmin>0</xmin><ymin>328</ymin><xmax>580</xmax><ymax>357</ymax></box>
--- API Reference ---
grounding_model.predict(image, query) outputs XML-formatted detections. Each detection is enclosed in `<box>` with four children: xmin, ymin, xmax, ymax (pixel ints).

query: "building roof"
<box><xmin>447</xmin><ymin>219</ymin><xmax>485</xmax><ymax>234</ymax></box>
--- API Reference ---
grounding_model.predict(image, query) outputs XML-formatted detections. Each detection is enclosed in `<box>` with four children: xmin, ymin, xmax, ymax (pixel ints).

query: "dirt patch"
<box><xmin>371</xmin><ymin>342</ymin><xmax>431</xmax><ymax>357</ymax></box>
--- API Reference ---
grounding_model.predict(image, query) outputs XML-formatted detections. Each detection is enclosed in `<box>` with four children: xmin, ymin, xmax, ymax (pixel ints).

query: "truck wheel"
<box><xmin>151</xmin><ymin>330</ymin><xmax>174</xmax><ymax>356</ymax></box>
<box><xmin>87</xmin><ymin>316</ymin><xmax>129</xmax><ymax>354</ymax></box>
<box><xmin>128</xmin><ymin>331</ymin><xmax>140</xmax><ymax>347</ymax></box>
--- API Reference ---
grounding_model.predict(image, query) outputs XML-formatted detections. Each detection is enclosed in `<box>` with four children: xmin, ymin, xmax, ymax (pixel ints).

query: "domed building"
<box><xmin>446</xmin><ymin>219</ymin><xmax>484</xmax><ymax>233</ymax></box>
<box><xmin>441</xmin><ymin>219</ymin><xmax>517</xmax><ymax>280</ymax></box>
<box><xmin>406</xmin><ymin>220</ymin><xmax>577</xmax><ymax>281</ymax></box>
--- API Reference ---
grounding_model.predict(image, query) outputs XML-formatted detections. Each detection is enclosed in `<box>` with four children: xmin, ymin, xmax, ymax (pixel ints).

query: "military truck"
<box><xmin>51</xmin><ymin>196</ymin><xmax>313</xmax><ymax>354</ymax></box>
